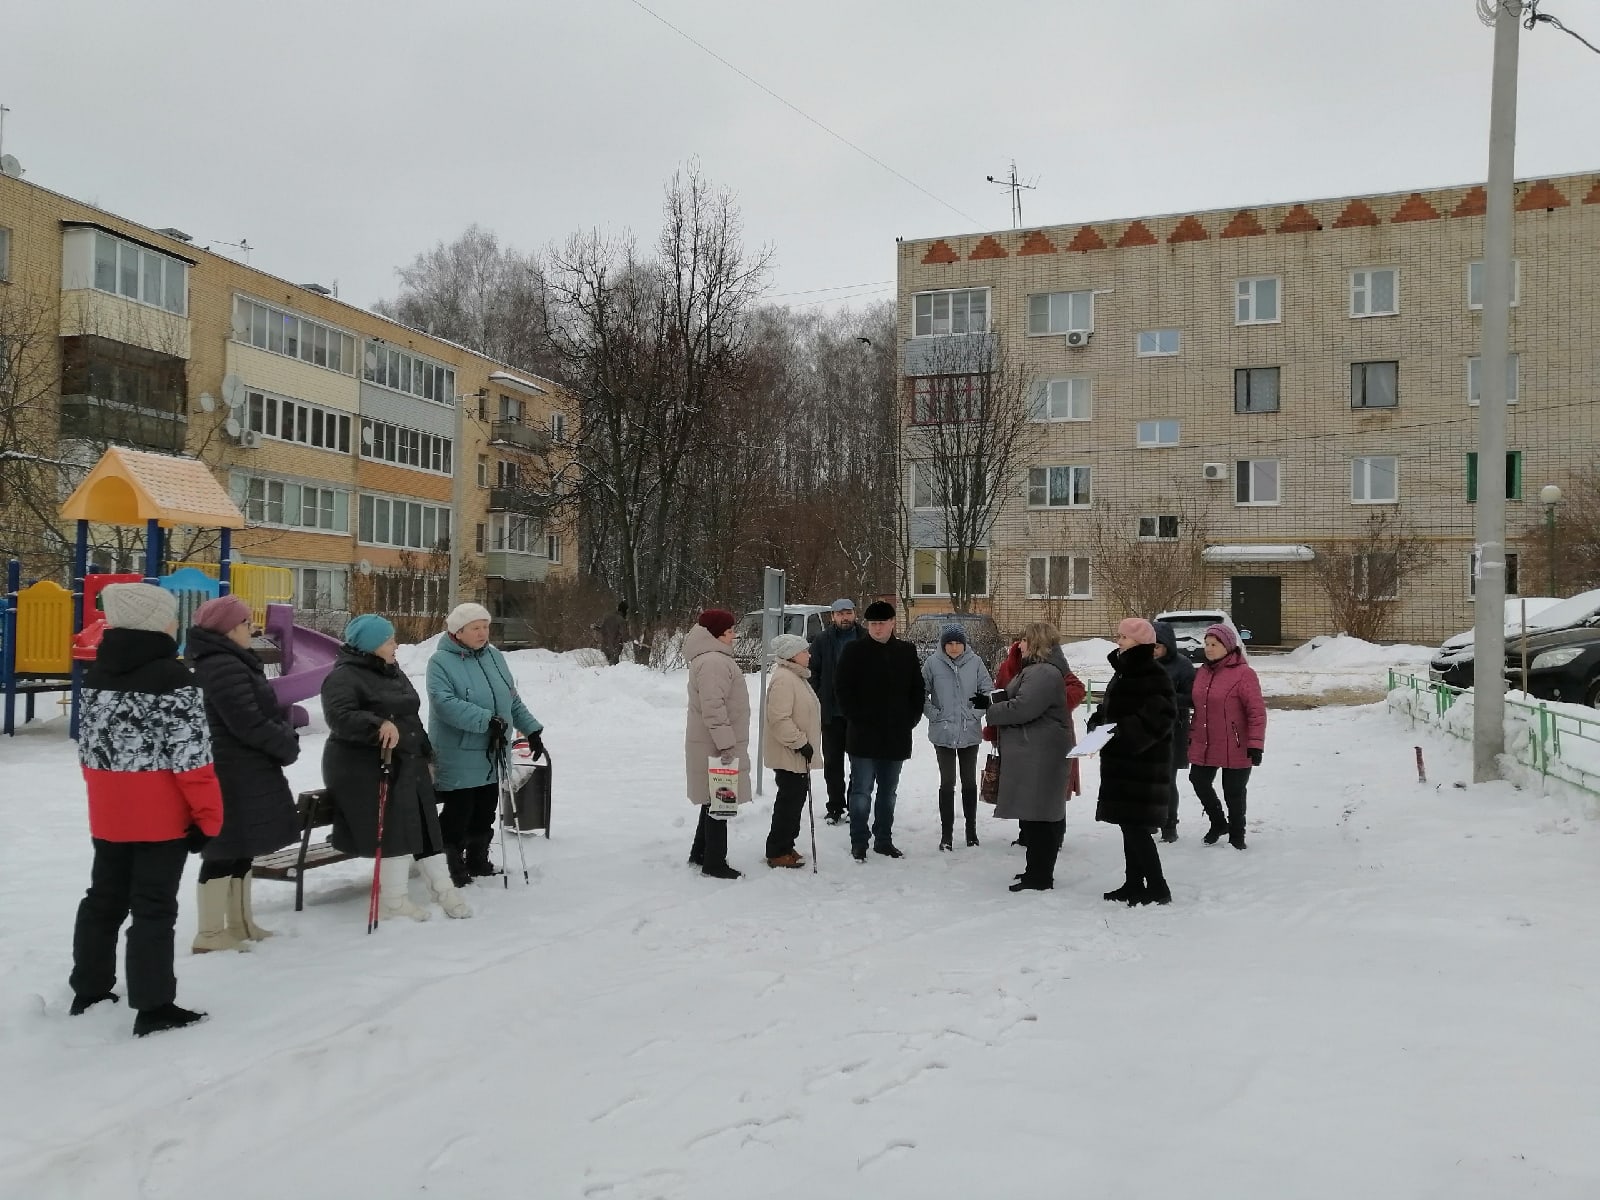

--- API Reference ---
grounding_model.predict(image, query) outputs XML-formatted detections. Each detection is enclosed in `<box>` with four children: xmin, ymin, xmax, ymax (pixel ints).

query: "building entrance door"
<box><xmin>1231</xmin><ymin>576</ymin><xmax>1282</xmax><ymax>646</ymax></box>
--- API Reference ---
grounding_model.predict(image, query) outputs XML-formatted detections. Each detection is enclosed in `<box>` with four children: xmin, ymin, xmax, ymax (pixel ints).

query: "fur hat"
<box><xmin>101</xmin><ymin>583</ymin><xmax>178</xmax><ymax>633</ymax></box>
<box><xmin>1204</xmin><ymin>623</ymin><xmax>1240</xmax><ymax>653</ymax></box>
<box><xmin>697</xmin><ymin>609</ymin><xmax>738</xmax><ymax>638</ymax></box>
<box><xmin>344</xmin><ymin>613</ymin><xmax>396</xmax><ymax>654</ymax></box>
<box><xmin>1117</xmin><ymin>617</ymin><xmax>1157</xmax><ymax>646</ymax></box>
<box><xmin>861</xmin><ymin>600</ymin><xmax>896</xmax><ymax>622</ymax></box>
<box><xmin>769</xmin><ymin>633</ymin><xmax>809</xmax><ymax>661</ymax></box>
<box><xmin>191</xmin><ymin>594</ymin><xmax>252</xmax><ymax>635</ymax></box>
<box><xmin>939</xmin><ymin>623</ymin><xmax>968</xmax><ymax>647</ymax></box>
<box><xmin>446</xmin><ymin>602</ymin><xmax>493</xmax><ymax>635</ymax></box>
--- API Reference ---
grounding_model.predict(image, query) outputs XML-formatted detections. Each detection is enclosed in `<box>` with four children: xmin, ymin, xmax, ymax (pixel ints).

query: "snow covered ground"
<box><xmin>3</xmin><ymin>645</ymin><xmax>1599</xmax><ymax>1199</ymax></box>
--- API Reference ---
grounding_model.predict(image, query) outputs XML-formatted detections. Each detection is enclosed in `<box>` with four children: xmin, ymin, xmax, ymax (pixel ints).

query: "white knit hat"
<box><xmin>769</xmin><ymin>633</ymin><xmax>810</xmax><ymax>662</ymax></box>
<box><xmin>101</xmin><ymin>583</ymin><xmax>179</xmax><ymax>633</ymax></box>
<box><xmin>446</xmin><ymin>602</ymin><xmax>493</xmax><ymax>635</ymax></box>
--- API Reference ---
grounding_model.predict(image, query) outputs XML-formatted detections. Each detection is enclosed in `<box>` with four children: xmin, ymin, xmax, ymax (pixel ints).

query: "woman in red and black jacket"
<box><xmin>69</xmin><ymin>583</ymin><xmax>223</xmax><ymax>1038</ymax></box>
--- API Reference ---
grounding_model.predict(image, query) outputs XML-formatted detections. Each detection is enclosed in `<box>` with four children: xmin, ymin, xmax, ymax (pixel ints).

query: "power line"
<box><xmin>622</xmin><ymin>0</ymin><xmax>981</xmax><ymax>226</ymax></box>
<box><xmin>1525</xmin><ymin>1</ymin><xmax>1600</xmax><ymax>55</ymax></box>
<box><xmin>767</xmin><ymin>279</ymin><xmax>895</xmax><ymax>299</ymax></box>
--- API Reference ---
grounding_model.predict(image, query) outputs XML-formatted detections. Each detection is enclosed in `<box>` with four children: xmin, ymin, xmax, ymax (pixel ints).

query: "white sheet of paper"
<box><xmin>1068</xmin><ymin>723</ymin><xmax>1117</xmax><ymax>757</ymax></box>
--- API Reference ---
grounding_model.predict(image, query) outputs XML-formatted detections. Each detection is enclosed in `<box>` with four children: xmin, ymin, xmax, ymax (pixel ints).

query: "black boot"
<box><xmin>1228</xmin><ymin>795</ymin><xmax>1247</xmax><ymax>849</ymax></box>
<box><xmin>465</xmin><ymin>835</ymin><xmax>501</xmax><ymax>879</ymax></box>
<box><xmin>689</xmin><ymin>806</ymin><xmax>708</xmax><ymax>866</ymax></box>
<box><xmin>963</xmin><ymin>790</ymin><xmax>979</xmax><ymax>846</ymax></box>
<box><xmin>700</xmin><ymin>814</ymin><xmax>741</xmax><ymax>879</ymax></box>
<box><xmin>1103</xmin><ymin>882</ymin><xmax>1141</xmax><ymax>902</ymax></box>
<box><xmin>70</xmin><ymin>992</ymin><xmax>118</xmax><ymax>1016</ymax></box>
<box><xmin>938</xmin><ymin>789</ymin><xmax>955</xmax><ymax>852</ymax></box>
<box><xmin>444</xmin><ymin>843</ymin><xmax>472</xmax><ymax>887</ymax></box>
<box><xmin>1161</xmin><ymin>824</ymin><xmax>1178</xmax><ymax>844</ymax></box>
<box><xmin>133</xmin><ymin>1003</ymin><xmax>206</xmax><ymax>1037</ymax></box>
<box><xmin>1202</xmin><ymin>799</ymin><xmax>1228</xmax><ymax>845</ymax></box>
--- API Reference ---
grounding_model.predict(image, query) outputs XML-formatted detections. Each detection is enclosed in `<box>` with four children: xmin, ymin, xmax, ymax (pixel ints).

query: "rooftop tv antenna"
<box><xmin>985</xmin><ymin>160</ymin><xmax>1037</xmax><ymax>228</ymax></box>
<box><xmin>208</xmin><ymin>237</ymin><xmax>254</xmax><ymax>264</ymax></box>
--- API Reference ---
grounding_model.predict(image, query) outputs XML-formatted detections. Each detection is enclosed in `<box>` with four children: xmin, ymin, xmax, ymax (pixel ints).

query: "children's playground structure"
<box><xmin>1</xmin><ymin>448</ymin><xmax>341</xmax><ymax>736</ymax></box>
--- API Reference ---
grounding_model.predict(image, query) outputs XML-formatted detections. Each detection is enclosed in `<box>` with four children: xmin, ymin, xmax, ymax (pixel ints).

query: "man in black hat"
<box><xmin>833</xmin><ymin>600</ymin><xmax>925</xmax><ymax>861</ymax></box>
<box><xmin>807</xmin><ymin>598</ymin><xmax>866</xmax><ymax>824</ymax></box>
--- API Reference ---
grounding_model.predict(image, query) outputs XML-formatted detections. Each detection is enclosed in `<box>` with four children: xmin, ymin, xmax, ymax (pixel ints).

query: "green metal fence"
<box><xmin>1386</xmin><ymin>670</ymin><xmax>1600</xmax><ymax>798</ymax></box>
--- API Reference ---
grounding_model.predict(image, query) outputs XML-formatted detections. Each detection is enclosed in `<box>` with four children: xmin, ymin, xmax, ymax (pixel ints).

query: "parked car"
<box><xmin>905</xmin><ymin>611</ymin><xmax>1004</xmax><ymax>668</ymax></box>
<box><xmin>1430</xmin><ymin>589</ymin><xmax>1600</xmax><ymax>688</ymax></box>
<box><xmin>1504</xmin><ymin>625</ymin><xmax>1600</xmax><ymax>707</ymax></box>
<box><xmin>1153</xmin><ymin>609</ymin><xmax>1253</xmax><ymax>665</ymax></box>
<box><xmin>731</xmin><ymin>605</ymin><xmax>832</xmax><ymax>671</ymax></box>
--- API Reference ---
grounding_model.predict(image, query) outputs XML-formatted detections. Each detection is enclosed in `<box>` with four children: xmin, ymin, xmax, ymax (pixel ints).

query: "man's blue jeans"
<box><xmin>848</xmin><ymin>756</ymin><xmax>903</xmax><ymax>851</ymax></box>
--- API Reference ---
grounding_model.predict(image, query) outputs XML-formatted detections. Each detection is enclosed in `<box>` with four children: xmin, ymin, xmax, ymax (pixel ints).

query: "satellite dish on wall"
<box><xmin>358</xmin><ymin>559</ymin><xmax>373</xmax><ymax>576</ymax></box>
<box><xmin>221</xmin><ymin>374</ymin><xmax>243</xmax><ymax>407</ymax></box>
<box><xmin>199</xmin><ymin>392</ymin><xmax>216</xmax><ymax>413</ymax></box>
<box><xmin>360</xmin><ymin>426</ymin><xmax>373</xmax><ymax>447</ymax></box>
<box><xmin>223</xmin><ymin>416</ymin><xmax>241</xmax><ymax>438</ymax></box>
<box><xmin>0</xmin><ymin>155</ymin><xmax>22</xmax><ymax>179</ymax></box>
<box><xmin>363</xmin><ymin>350</ymin><xmax>378</xmax><ymax>371</ymax></box>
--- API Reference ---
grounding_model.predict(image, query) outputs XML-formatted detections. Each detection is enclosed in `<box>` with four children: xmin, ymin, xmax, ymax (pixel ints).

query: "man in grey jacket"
<box><xmin>807</xmin><ymin>598</ymin><xmax>865</xmax><ymax>824</ymax></box>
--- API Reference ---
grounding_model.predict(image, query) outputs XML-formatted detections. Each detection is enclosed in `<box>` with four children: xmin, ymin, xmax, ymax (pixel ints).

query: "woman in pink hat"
<box><xmin>1187</xmin><ymin>623</ymin><xmax>1266</xmax><ymax>849</ymax></box>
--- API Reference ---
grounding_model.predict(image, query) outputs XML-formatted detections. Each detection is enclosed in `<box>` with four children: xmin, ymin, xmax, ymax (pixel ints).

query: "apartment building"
<box><xmin>0</xmin><ymin>169</ymin><xmax>575</xmax><ymax>638</ymax></box>
<box><xmin>896</xmin><ymin>171</ymin><xmax>1600</xmax><ymax>646</ymax></box>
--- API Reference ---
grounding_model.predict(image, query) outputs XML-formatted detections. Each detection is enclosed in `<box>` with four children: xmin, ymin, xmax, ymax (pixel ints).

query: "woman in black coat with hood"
<box><xmin>1151</xmin><ymin>620</ymin><xmax>1196</xmax><ymax>843</ymax></box>
<box><xmin>185</xmin><ymin>595</ymin><xmax>300</xmax><ymax>952</ymax></box>
<box><xmin>1088</xmin><ymin>618</ymin><xmax>1177</xmax><ymax>905</ymax></box>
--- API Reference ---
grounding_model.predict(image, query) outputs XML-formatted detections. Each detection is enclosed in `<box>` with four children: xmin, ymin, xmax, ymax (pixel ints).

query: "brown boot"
<box><xmin>766</xmin><ymin>852</ymin><xmax>805</xmax><ymax>869</ymax></box>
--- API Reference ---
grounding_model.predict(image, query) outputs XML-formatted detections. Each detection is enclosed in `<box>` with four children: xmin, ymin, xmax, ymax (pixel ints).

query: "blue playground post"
<box><xmin>219</xmin><ymin>527</ymin><xmax>232</xmax><ymax>596</ymax></box>
<box><xmin>2</xmin><ymin>560</ymin><xmax>19</xmax><ymax>737</ymax></box>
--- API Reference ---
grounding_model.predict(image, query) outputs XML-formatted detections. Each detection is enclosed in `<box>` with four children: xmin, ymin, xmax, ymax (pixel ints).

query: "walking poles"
<box><xmin>367</xmin><ymin>746</ymin><xmax>393</xmax><ymax>934</ymax></box>
<box><xmin>496</xmin><ymin>746</ymin><xmax>531</xmax><ymax>887</ymax></box>
<box><xmin>806</xmin><ymin>770</ymin><xmax>818</xmax><ymax>875</ymax></box>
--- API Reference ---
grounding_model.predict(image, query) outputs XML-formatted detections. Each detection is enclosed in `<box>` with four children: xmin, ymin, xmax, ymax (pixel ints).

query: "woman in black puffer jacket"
<box><xmin>1087</xmin><ymin>617</ymin><xmax>1177</xmax><ymax>906</ymax></box>
<box><xmin>186</xmin><ymin>595</ymin><xmax>300</xmax><ymax>952</ymax></box>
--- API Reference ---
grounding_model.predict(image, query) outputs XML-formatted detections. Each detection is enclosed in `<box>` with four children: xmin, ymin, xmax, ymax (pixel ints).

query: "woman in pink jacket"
<box><xmin>1187</xmin><ymin>623</ymin><xmax>1266</xmax><ymax>849</ymax></box>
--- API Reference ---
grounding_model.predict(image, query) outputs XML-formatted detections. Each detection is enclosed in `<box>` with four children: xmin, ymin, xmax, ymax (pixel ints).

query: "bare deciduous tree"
<box><xmin>1310</xmin><ymin>510</ymin><xmax>1438</xmax><ymax>642</ymax></box>
<box><xmin>1083</xmin><ymin>493</ymin><xmax>1213</xmax><ymax>617</ymax></box>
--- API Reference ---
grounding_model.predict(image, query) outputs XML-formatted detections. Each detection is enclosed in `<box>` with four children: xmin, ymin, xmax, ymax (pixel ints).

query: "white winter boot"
<box><xmin>379</xmin><ymin>854</ymin><xmax>431</xmax><ymax>921</ymax></box>
<box><xmin>192</xmin><ymin>877</ymin><xmax>247</xmax><ymax>953</ymax></box>
<box><xmin>231</xmin><ymin>872</ymin><xmax>274</xmax><ymax>940</ymax></box>
<box><xmin>417</xmin><ymin>853</ymin><xmax>473</xmax><ymax>919</ymax></box>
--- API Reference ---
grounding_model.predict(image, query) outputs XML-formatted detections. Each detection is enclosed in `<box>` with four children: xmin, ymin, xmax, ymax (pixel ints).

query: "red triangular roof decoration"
<box><xmin>1219</xmin><ymin>210</ymin><xmax>1267</xmax><ymax>238</ymax></box>
<box><xmin>1017</xmin><ymin>230</ymin><xmax>1058</xmax><ymax>255</ymax></box>
<box><xmin>968</xmin><ymin>235</ymin><xmax>1008</xmax><ymax>260</ymax></box>
<box><xmin>1066</xmin><ymin>225</ymin><xmax>1108</xmax><ymax>253</ymax></box>
<box><xmin>1390</xmin><ymin>193</ymin><xmax>1441</xmax><ymax>223</ymax></box>
<box><xmin>1116</xmin><ymin>221</ymin><xmax>1158</xmax><ymax>248</ymax></box>
<box><xmin>922</xmin><ymin>240</ymin><xmax>960</xmax><ymax>265</ymax></box>
<box><xmin>1276</xmin><ymin>204</ymin><xmax>1321</xmax><ymax>233</ymax></box>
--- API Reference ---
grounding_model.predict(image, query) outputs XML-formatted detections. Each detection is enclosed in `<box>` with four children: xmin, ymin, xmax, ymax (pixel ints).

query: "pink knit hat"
<box><xmin>192</xmin><ymin>594</ymin><xmax>252</xmax><ymax>635</ymax></box>
<box><xmin>1204</xmin><ymin>623</ymin><xmax>1240</xmax><ymax>652</ymax></box>
<box><xmin>1117</xmin><ymin>617</ymin><xmax>1157</xmax><ymax>645</ymax></box>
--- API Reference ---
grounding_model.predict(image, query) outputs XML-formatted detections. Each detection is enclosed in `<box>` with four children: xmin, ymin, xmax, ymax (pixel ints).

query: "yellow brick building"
<box><xmin>0</xmin><ymin>171</ymin><xmax>575</xmax><ymax>642</ymax></box>
<box><xmin>896</xmin><ymin>171</ymin><xmax>1600</xmax><ymax>646</ymax></box>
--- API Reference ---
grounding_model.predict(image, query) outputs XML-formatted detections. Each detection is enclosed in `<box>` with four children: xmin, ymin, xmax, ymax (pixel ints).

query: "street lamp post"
<box><xmin>1541</xmin><ymin>483</ymin><xmax>1563</xmax><ymax>596</ymax></box>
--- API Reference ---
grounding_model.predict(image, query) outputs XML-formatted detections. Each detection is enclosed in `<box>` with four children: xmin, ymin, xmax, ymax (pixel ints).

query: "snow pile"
<box><xmin>1280</xmin><ymin>634</ymin><xmax>1433</xmax><ymax>670</ymax></box>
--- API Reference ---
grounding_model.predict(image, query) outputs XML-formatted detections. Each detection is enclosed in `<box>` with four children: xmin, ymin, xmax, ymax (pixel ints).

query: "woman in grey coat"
<box><xmin>921</xmin><ymin>623</ymin><xmax>994</xmax><ymax>851</ymax></box>
<box><xmin>978</xmin><ymin>621</ymin><xmax>1075</xmax><ymax>892</ymax></box>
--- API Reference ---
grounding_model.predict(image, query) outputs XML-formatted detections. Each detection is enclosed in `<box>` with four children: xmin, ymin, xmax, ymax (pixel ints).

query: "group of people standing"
<box><xmin>681</xmin><ymin>597</ymin><xmax>1268</xmax><ymax>906</ymax></box>
<box><xmin>67</xmin><ymin>584</ymin><xmax>544</xmax><ymax>1038</ymax></box>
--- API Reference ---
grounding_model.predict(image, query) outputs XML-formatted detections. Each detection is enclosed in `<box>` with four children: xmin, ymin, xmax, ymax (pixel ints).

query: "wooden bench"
<box><xmin>252</xmin><ymin>788</ymin><xmax>354</xmax><ymax>911</ymax></box>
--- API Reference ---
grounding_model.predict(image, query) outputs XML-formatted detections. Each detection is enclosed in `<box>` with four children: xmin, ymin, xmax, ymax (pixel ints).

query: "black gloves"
<box><xmin>184</xmin><ymin>825</ymin><xmax>211</xmax><ymax>854</ymax></box>
<box><xmin>798</xmin><ymin>742</ymin><xmax>814</xmax><ymax>762</ymax></box>
<box><xmin>1247</xmin><ymin>748</ymin><xmax>1263</xmax><ymax>767</ymax></box>
<box><xmin>970</xmin><ymin>691</ymin><xmax>992</xmax><ymax>710</ymax></box>
<box><xmin>1086</xmin><ymin>712</ymin><xmax>1104</xmax><ymax>732</ymax></box>
<box><xmin>527</xmin><ymin>731</ymin><xmax>548</xmax><ymax>761</ymax></box>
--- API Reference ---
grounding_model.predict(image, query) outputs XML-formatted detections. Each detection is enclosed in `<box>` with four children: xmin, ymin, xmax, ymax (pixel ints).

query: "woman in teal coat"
<box><xmin>427</xmin><ymin>603</ymin><xmax>545</xmax><ymax>885</ymax></box>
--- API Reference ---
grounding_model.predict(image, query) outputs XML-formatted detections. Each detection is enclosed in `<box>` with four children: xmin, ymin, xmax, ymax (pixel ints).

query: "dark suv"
<box><xmin>1504</xmin><ymin>626</ymin><xmax>1600</xmax><ymax>706</ymax></box>
<box><xmin>906</xmin><ymin>612</ymin><xmax>1004</xmax><ymax>669</ymax></box>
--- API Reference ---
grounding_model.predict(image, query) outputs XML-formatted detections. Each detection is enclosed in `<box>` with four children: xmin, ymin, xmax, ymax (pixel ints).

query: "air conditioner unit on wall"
<box><xmin>239</xmin><ymin>430</ymin><xmax>262</xmax><ymax>449</ymax></box>
<box><xmin>1202</xmin><ymin>462</ymin><xmax>1228</xmax><ymax>481</ymax></box>
<box><xmin>1064</xmin><ymin>330</ymin><xmax>1092</xmax><ymax>348</ymax></box>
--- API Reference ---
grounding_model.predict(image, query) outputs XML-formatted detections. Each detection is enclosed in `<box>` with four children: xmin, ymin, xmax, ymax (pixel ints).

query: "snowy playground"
<box><xmin>1</xmin><ymin>634</ymin><xmax>1598</xmax><ymax>1199</ymax></box>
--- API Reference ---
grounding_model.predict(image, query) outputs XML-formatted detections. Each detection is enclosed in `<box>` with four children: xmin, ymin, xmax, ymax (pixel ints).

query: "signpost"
<box><xmin>755</xmin><ymin>566</ymin><xmax>786</xmax><ymax>796</ymax></box>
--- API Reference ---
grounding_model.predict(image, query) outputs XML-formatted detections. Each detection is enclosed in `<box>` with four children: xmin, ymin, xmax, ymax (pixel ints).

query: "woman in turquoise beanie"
<box><xmin>319</xmin><ymin>614</ymin><xmax>470</xmax><ymax>921</ymax></box>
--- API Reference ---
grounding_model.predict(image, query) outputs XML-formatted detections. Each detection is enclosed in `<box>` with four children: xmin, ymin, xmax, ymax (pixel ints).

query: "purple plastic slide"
<box><xmin>264</xmin><ymin>603</ymin><xmax>342</xmax><ymax>727</ymax></box>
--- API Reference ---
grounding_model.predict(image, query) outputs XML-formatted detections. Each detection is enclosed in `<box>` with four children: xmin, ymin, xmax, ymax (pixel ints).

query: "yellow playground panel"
<box><xmin>14</xmin><ymin>581</ymin><xmax>74</xmax><ymax>676</ymax></box>
<box><xmin>166</xmin><ymin>562</ymin><xmax>294</xmax><ymax>627</ymax></box>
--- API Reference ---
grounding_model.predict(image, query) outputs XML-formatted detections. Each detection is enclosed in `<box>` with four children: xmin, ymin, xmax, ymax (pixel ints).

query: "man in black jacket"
<box><xmin>1151</xmin><ymin>620</ymin><xmax>1196</xmax><ymax>842</ymax></box>
<box><xmin>833</xmin><ymin>600</ymin><xmax>925</xmax><ymax>861</ymax></box>
<box><xmin>807</xmin><ymin>598</ymin><xmax>866</xmax><ymax>824</ymax></box>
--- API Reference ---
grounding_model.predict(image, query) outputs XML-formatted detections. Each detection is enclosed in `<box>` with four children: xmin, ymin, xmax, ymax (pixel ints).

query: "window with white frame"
<box><xmin>239</xmin><ymin>476</ymin><xmax>349</xmax><ymax>532</ymax></box>
<box><xmin>1235</xmin><ymin>459</ymin><xmax>1280</xmax><ymax>505</ymax></box>
<box><xmin>496</xmin><ymin>459</ymin><xmax>521</xmax><ymax>489</ymax></box>
<box><xmin>1027</xmin><ymin>291</ymin><xmax>1093</xmax><ymax>335</ymax></box>
<box><xmin>363</xmin><ymin>340</ymin><xmax>457</xmax><ymax>405</ymax></box>
<box><xmin>1351</xmin><ymin>361</ymin><xmax>1398</xmax><ymax>410</ymax></box>
<box><xmin>474</xmin><ymin>523</ymin><xmax>486</xmax><ymax>554</ymax></box>
<box><xmin>231</xmin><ymin>297</ymin><xmax>356</xmax><ymax>374</ymax></box>
<box><xmin>1469</xmin><ymin>550</ymin><xmax>1519</xmax><ymax>597</ymax></box>
<box><xmin>1026</xmin><ymin>553</ymin><xmax>1090</xmax><ymax>599</ymax></box>
<box><xmin>1235</xmin><ymin>276</ymin><xmax>1280</xmax><ymax>324</ymax></box>
<box><xmin>912</xmin><ymin>374</ymin><xmax>984</xmax><ymax>424</ymax></box>
<box><xmin>92</xmin><ymin>232</ymin><xmax>188</xmax><ymax>316</ymax></box>
<box><xmin>298</xmin><ymin>567</ymin><xmax>348</xmax><ymax>612</ymax></box>
<box><xmin>911</xmin><ymin>462</ymin><xmax>938</xmax><ymax>510</ymax></box>
<box><xmin>1031</xmin><ymin>376</ymin><xmax>1091</xmax><ymax>422</ymax></box>
<box><xmin>1136</xmin><ymin>329</ymin><xmax>1180</xmax><ymax>357</ymax></box>
<box><xmin>546</xmin><ymin>533</ymin><xmax>562</xmax><ymax>563</ymax></box>
<box><xmin>550</xmin><ymin>412</ymin><xmax>567</xmax><ymax>442</ymax></box>
<box><xmin>488</xmin><ymin>513</ymin><xmax>540</xmax><ymax>553</ymax></box>
<box><xmin>0</xmin><ymin>226</ymin><xmax>11</xmax><ymax>282</ymax></box>
<box><xmin>912</xmin><ymin>288</ymin><xmax>989</xmax><ymax>337</ymax></box>
<box><xmin>1138</xmin><ymin>515</ymin><xmax>1180</xmax><ymax>540</ymax></box>
<box><xmin>1234</xmin><ymin>366</ymin><xmax>1281</xmax><ymax>413</ymax></box>
<box><xmin>1350</xmin><ymin>268</ymin><xmax>1398</xmax><ymax>318</ymax></box>
<box><xmin>246</xmin><ymin>390</ymin><xmax>352</xmax><ymax>453</ymax></box>
<box><xmin>912</xmin><ymin>548</ymin><xmax>987</xmax><ymax>596</ymax></box>
<box><xmin>1468</xmin><ymin>259</ymin><xmax>1521</xmax><ymax>309</ymax></box>
<box><xmin>1136</xmin><ymin>419</ymin><xmax>1179</xmax><ymax>448</ymax></box>
<box><xmin>373</xmin><ymin>571</ymin><xmax>450</xmax><ymax>616</ymax></box>
<box><xmin>1351</xmin><ymin>455</ymin><xmax>1398</xmax><ymax>503</ymax></box>
<box><xmin>497</xmin><ymin>394</ymin><xmax>523</xmax><ymax>423</ymax></box>
<box><xmin>1028</xmin><ymin>465</ymin><xmax>1092</xmax><ymax>509</ymax></box>
<box><xmin>357</xmin><ymin>494</ymin><xmax>452</xmax><ymax>551</ymax></box>
<box><xmin>360</xmin><ymin>419</ymin><xmax>453</xmax><ymax>474</ymax></box>
<box><xmin>1467</xmin><ymin>354</ymin><xmax>1520</xmax><ymax>404</ymax></box>
<box><xmin>476</xmin><ymin>455</ymin><xmax>488</xmax><ymax>488</ymax></box>
<box><xmin>1353</xmin><ymin>553</ymin><xmax>1399</xmax><ymax>602</ymax></box>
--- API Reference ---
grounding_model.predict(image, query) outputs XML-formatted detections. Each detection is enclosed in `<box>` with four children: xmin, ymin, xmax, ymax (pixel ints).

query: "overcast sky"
<box><xmin>5</xmin><ymin>0</ymin><xmax>1599</xmax><ymax>315</ymax></box>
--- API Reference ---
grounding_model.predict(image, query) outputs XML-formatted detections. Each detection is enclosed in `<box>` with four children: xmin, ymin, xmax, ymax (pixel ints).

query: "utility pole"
<box><xmin>1473</xmin><ymin>0</ymin><xmax>1522</xmax><ymax>783</ymax></box>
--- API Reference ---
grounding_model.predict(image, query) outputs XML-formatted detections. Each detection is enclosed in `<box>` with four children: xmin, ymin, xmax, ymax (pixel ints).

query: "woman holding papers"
<box><xmin>976</xmin><ymin>622</ymin><xmax>1074</xmax><ymax>892</ymax></box>
<box><xmin>1087</xmin><ymin>618</ymin><xmax>1177</xmax><ymax>906</ymax></box>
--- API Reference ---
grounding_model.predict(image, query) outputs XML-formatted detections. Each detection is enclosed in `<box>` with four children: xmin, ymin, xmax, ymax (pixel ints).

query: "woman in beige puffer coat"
<box><xmin>684</xmin><ymin>610</ymin><xmax>750</xmax><ymax>879</ymax></box>
<box><xmin>763</xmin><ymin>633</ymin><xmax>822</xmax><ymax>868</ymax></box>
